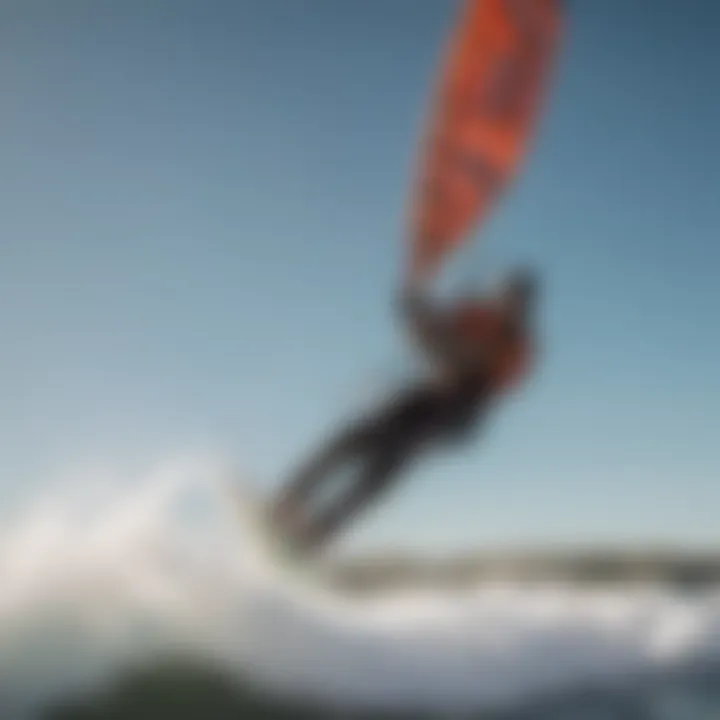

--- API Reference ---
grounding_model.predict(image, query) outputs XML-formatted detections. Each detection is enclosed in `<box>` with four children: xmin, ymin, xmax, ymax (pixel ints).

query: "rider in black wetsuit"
<box><xmin>270</xmin><ymin>270</ymin><xmax>538</xmax><ymax>553</ymax></box>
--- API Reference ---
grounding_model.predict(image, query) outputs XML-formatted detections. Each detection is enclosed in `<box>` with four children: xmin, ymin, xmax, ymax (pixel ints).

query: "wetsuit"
<box><xmin>271</xmin><ymin>288</ymin><xmax>533</xmax><ymax>552</ymax></box>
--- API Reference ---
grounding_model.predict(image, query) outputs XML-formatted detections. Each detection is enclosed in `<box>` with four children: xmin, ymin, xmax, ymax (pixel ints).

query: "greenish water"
<box><xmin>45</xmin><ymin>659</ymin><xmax>720</xmax><ymax>720</ymax></box>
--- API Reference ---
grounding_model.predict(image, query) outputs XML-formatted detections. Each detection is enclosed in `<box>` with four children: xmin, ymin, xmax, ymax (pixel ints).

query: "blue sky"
<box><xmin>2</xmin><ymin>0</ymin><xmax>719</xmax><ymax>553</ymax></box>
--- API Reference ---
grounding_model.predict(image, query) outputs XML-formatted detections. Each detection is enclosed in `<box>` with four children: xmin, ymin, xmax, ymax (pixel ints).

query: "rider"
<box><xmin>270</xmin><ymin>268</ymin><xmax>538</xmax><ymax>553</ymax></box>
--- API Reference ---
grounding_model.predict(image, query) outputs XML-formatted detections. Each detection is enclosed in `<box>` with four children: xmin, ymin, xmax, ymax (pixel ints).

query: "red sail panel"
<box><xmin>407</xmin><ymin>0</ymin><xmax>562</xmax><ymax>285</ymax></box>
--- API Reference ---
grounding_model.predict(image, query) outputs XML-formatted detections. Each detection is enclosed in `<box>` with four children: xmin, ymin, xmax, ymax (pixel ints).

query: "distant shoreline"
<box><xmin>326</xmin><ymin>548</ymin><xmax>720</xmax><ymax>593</ymax></box>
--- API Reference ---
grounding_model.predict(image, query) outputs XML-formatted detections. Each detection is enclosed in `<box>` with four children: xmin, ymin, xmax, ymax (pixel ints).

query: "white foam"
<box><xmin>0</xmin><ymin>456</ymin><xmax>719</xmax><ymax>717</ymax></box>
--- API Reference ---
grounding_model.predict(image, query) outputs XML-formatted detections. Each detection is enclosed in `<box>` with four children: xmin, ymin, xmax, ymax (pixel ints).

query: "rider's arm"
<box><xmin>399</xmin><ymin>287</ymin><xmax>449</xmax><ymax>361</ymax></box>
<box><xmin>399</xmin><ymin>287</ymin><xmax>490</xmax><ymax>373</ymax></box>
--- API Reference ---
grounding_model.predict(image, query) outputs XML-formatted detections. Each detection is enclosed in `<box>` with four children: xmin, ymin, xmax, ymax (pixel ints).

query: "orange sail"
<box><xmin>406</xmin><ymin>0</ymin><xmax>563</xmax><ymax>286</ymax></box>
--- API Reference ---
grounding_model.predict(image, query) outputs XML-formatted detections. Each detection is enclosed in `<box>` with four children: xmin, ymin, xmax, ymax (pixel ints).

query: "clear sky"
<box><xmin>2</xmin><ymin>0</ymin><xmax>719</xmax><ymax>553</ymax></box>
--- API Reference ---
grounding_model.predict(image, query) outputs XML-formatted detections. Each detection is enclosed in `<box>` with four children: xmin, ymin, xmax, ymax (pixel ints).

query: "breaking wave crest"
<box><xmin>1</xmin><ymin>456</ymin><xmax>720</xmax><ymax>718</ymax></box>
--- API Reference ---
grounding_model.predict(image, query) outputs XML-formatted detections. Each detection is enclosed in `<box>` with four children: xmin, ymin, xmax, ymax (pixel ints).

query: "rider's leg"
<box><xmin>296</xmin><ymin>382</ymin><xmax>492</xmax><ymax>549</ymax></box>
<box><xmin>270</xmin><ymin>420</ymin><xmax>374</xmax><ymax>530</ymax></box>
<box><xmin>272</xmin><ymin>381</ymin><xmax>444</xmax><ymax>543</ymax></box>
<box><xmin>295</xmin><ymin>440</ymin><xmax>414</xmax><ymax>551</ymax></box>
